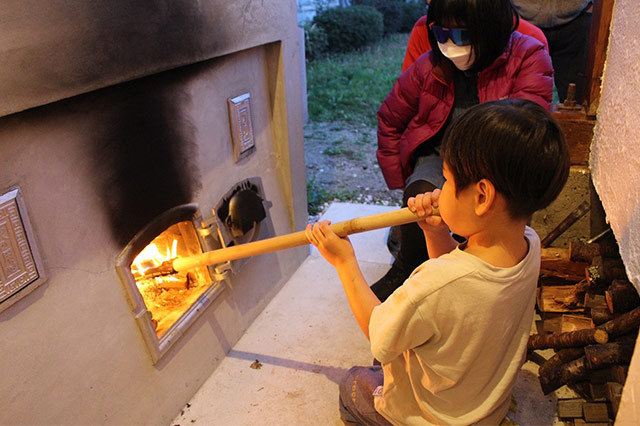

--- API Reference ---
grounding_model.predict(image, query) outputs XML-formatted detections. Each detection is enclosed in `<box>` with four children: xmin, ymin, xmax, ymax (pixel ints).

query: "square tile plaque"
<box><xmin>227</xmin><ymin>93</ymin><xmax>256</xmax><ymax>162</ymax></box>
<box><xmin>0</xmin><ymin>188</ymin><xmax>46</xmax><ymax>312</ymax></box>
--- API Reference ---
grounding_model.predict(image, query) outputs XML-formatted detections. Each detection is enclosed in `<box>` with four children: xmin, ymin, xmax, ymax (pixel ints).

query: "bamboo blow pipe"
<box><xmin>165</xmin><ymin>206</ymin><xmax>439</xmax><ymax>274</ymax></box>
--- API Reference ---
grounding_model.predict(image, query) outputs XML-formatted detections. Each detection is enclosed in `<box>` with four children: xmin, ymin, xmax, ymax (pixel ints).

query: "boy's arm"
<box><xmin>408</xmin><ymin>190</ymin><xmax>458</xmax><ymax>258</ymax></box>
<box><xmin>423</xmin><ymin>224</ymin><xmax>458</xmax><ymax>259</ymax></box>
<box><xmin>305</xmin><ymin>221</ymin><xmax>380</xmax><ymax>340</ymax></box>
<box><xmin>333</xmin><ymin>256</ymin><xmax>381</xmax><ymax>341</ymax></box>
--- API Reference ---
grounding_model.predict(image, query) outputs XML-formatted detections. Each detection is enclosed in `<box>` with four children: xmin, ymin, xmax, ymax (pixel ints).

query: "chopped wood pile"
<box><xmin>528</xmin><ymin>235</ymin><xmax>639</xmax><ymax>425</ymax></box>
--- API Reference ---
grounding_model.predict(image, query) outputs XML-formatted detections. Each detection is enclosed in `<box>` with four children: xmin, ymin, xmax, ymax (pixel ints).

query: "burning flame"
<box><xmin>131</xmin><ymin>239</ymin><xmax>178</xmax><ymax>277</ymax></box>
<box><xmin>129</xmin><ymin>221</ymin><xmax>214</xmax><ymax>337</ymax></box>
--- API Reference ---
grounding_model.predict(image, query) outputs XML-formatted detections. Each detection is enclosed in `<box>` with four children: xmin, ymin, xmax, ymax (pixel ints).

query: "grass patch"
<box><xmin>323</xmin><ymin>145</ymin><xmax>343</xmax><ymax>156</ymax></box>
<box><xmin>343</xmin><ymin>149</ymin><xmax>364</xmax><ymax>160</ymax></box>
<box><xmin>307</xmin><ymin>177</ymin><xmax>363</xmax><ymax>215</ymax></box>
<box><xmin>307</xmin><ymin>177</ymin><xmax>330</xmax><ymax>215</ymax></box>
<box><xmin>306</xmin><ymin>33</ymin><xmax>410</xmax><ymax>127</ymax></box>
<box><xmin>329</xmin><ymin>189</ymin><xmax>361</xmax><ymax>201</ymax></box>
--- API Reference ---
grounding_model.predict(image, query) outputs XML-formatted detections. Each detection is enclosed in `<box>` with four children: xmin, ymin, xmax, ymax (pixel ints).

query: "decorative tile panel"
<box><xmin>0</xmin><ymin>188</ymin><xmax>45</xmax><ymax>310</ymax></box>
<box><xmin>228</xmin><ymin>93</ymin><xmax>256</xmax><ymax>162</ymax></box>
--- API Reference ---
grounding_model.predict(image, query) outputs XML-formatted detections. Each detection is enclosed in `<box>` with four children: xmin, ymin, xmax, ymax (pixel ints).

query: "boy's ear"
<box><xmin>474</xmin><ymin>179</ymin><xmax>496</xmax><ymax>216</ymax></box>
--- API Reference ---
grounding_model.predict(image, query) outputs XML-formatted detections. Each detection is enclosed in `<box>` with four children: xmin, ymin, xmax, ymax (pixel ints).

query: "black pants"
<box><xmin>395</xmin><ymin>179</ymin><xmax>436</xmax><ymax>271</ymax></box>
<box><xmin>543</xmin><ymin>10</ymin><xmax>592</xmax><ymax>104</ymax></box>
<box><xmin>371</xmin><ymin>179</ymin><xmax>436</xmax><ymax>301</ymax></box>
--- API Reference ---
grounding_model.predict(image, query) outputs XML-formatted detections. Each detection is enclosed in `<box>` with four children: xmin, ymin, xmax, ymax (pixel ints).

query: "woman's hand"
<box><xmin>407</xmin><ymin>189</ymin><xmax>447</xmax><ymax>233</ymax></box>
<box><xmin>305</xmin><ymin>220</ymin><xmax>355</xmax><ymax>268</ymax></box>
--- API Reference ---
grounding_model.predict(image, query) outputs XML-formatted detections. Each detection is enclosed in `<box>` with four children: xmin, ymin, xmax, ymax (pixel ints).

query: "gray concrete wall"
<box><xmin>0</xmin><ymin>1</ymin><xmax>309</xmax><ymax>424</ymax></box>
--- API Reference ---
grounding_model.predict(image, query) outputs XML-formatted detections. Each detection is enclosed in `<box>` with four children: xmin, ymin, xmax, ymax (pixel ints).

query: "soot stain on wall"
<box><xmin>89</xmin><ymin>71</ymin><xmax>201</xmax><ymax>247</ymax></box>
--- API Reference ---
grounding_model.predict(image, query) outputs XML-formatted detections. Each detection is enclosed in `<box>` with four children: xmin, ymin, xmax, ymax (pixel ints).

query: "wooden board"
<box><xmin>582</xmin><ymin>402</ymin><xmax>610</xmax><ymax>423</ymax></box>
<box><xmin>561</xmin><ymin>314</ymin><xmax>593</xmax><ymax>332</ymax></box>
<box><xmin>540</xmin><ymin>257</ymin><xmax>589</xmax><ymax>282</ymax></box>
<box><xmin>552</xmin><ymin>112</ymin><xmax>594</xmax><ymax>166</ymax></box>
<box><xmin>537</xmin><ymin>285</ymin><xmax>585</xmax><ymax>313</ymax></box>
<box><xmin>557</xmin><ymin>399</ymin><xmax>585</xmax><ymax>418</ymax></box>
<box><xmin>605</xmin><ymin>382</ymin><xmax>623</xmax><ymax>414</ymax></box>
<box><xmin>542</xmin><ymin>247</ymin><xmax>570</xmax><ymax>261</ymax></box>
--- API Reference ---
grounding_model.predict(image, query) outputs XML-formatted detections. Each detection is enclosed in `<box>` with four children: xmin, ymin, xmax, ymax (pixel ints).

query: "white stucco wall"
<box><xmin>591</xmin><ymin>2</ymin><xmax>640</xmax><ymax>293</ymax></box>
<box><xmin>590</xmin><ymin>1</ymin><xmax>640</xmax><ymax>423</ymax></box>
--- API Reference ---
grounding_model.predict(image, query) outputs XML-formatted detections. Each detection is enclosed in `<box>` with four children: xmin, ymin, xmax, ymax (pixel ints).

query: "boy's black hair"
<box><xmin>426</xmin><ymin>0</ymin><xmax>519</xmax><ymax>71</ymax></box>
<box><xmin>440</xmin><ymin>99</ymin><xmax>570</xmax><ymax>219</ymax></box>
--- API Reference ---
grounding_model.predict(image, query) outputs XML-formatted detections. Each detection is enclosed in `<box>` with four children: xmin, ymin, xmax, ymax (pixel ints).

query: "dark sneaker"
<box><xmin>370</xmin><ymin>263</ymin><xmax>411</xmax><ymax>302</ymax></box>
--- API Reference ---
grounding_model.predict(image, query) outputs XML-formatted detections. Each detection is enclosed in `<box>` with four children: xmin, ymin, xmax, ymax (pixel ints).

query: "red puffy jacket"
<box><xmin>401</xmin><ymin>15</ymin><xmax>549</xmax><ymax>72</ymax></box>
<box><xmin>377</xmin><ymin>31</ymin><xmax>553</xmax><ymax>190</ymax></box>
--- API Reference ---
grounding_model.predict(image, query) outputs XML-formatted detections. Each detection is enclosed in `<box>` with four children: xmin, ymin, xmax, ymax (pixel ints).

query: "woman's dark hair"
<box><xmin>440</xmin><ymin>99</ymin><xmax>570</xmax><ymax>219</ymax></box>
<box><xmin>426</xmin><ymin>0</ymin><xmax>519</xmax><ymax>71</ymax></box>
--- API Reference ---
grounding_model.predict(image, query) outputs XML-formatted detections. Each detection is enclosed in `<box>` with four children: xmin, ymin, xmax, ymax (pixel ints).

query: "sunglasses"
<box><xmin>430</xmin><ymin>25</ymin><xmax>471</xmax><ymax>47</ymax></box>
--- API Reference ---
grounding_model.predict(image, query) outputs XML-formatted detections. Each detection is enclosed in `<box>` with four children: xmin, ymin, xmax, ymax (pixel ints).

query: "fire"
<box><xmin>130</xmin><ymin>221</ymin><xmax>214</xmax><ymax>337</ymax></box>
<box><xmin>131</xmin><ymin>239</ymin><xmax>178</xmax><ymax>277</ymax></box>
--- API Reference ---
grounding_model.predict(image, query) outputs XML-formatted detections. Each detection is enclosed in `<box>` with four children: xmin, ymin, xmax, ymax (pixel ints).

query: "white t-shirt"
<box><xmin>370</xmin><ymin>227</ymin><xmax>540</xmax><ymax>425</ymax></box>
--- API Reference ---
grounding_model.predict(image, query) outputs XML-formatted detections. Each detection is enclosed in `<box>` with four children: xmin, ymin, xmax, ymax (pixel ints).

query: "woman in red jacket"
<box><xmin>402</xmin><ymin>14</ymin><xmax>549</xmax><ymax>72</ymax></box>
<box><xmin>372</xmin><ymin>0</ymin><xmax>553</xmax><ymax>300</ymax></box>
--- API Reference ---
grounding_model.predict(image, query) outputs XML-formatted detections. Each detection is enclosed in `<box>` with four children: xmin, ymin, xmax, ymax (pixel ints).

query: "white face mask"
<box><xmin>437</xmin><ymin>40</ymin><xmax>475</xmax><ymax>71</ymax></box>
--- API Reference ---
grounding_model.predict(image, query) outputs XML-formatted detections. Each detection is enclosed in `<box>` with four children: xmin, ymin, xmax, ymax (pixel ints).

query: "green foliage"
<box><xmin>376</xmin><ymin>1</ymin><xmax>404</xmax><ymax>35</ymax></box>
<box><xmin>303</xmin><ymin>22</ymin><xmax>329</xmax><ymax>61</ymax></box>
<box><xmin>352</xmin><ymin>0</ymin><xmax>426</xmax><ymax>34</ymax></box>
<box><xmin>306</xmin><ymin>33</ymin><xmax>410</xmax><ymax>126</ymax></box>
<box><xmin>307</xmin><ymin>177</ymin><xmax>329</xmax><ymax>215</ymax></box>
<box><xmin>307</xmin><ymin>175</ymin><xmax>361</xmax><ymax>215</ymax></box>
<box><xmin>399</xmin><ymin>1</ymin><xmax>427</xmax><ymax>33</ymax></box>
<box><xmin>322</xmin><ymin>141</ymin><xmax>365</xmax><ymax>160</ymax></box>
<box><xmin>323</xmin><ymin>143</ymin><xmax>344</xmax><ymax>156</ymax></box>
<box><xmin>305</xmin><ymin>32</ymin><xmax>409</xmax><ymax>215</ymax></box>
<box><xmin>312</xmin><ymin>5</ymin><xmax>383</xmax><ymax>53</ymax></box>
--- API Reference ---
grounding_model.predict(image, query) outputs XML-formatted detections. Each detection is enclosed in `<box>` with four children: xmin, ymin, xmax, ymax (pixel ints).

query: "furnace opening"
<box><xmin>117</xmin><ymin>203</ymin><xmax>226</xmax><ymax>363</ymax></box>
<box><xmin>131</xmin><ymin>220</ymin><xmax>213</xmax><ymax>337</ymax></box>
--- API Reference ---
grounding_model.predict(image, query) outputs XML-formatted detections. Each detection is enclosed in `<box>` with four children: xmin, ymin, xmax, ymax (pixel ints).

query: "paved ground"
<box><xmin>172</xmin><ymin>202</ymin><xmax>567</xmax><ymax>426</ymax></box>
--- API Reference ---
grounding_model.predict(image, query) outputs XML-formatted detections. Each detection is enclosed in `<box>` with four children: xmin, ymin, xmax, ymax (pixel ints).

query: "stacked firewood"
<box><xmin>527</xmin><ymin>236</ymin><xmax>640</xmax><ymax>424</ymax></box>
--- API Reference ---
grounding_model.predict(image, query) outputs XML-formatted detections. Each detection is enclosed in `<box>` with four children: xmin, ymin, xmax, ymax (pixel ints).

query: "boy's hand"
<box><xmin>408</xmin><ymin>189</ymin><xmax>447</xmax><ymax>232</ymax></box>
<box><xmin>305</xmin><ymin>220</ymin><xmax>355</xmax><ymax>268</ymax></box>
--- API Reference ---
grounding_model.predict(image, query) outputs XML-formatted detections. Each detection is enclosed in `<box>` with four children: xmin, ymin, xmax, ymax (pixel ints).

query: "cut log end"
<box><xmin>594</xmin><ymin>329</ymin><xmax>608</xmax><ymax>344</ymax></box>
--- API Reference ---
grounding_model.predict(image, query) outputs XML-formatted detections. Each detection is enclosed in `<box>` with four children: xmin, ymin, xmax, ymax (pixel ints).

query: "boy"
<box><xmin>305</xmin><ymin>99</ymin><xmax>569</xmax><ymax>425</ymax></box>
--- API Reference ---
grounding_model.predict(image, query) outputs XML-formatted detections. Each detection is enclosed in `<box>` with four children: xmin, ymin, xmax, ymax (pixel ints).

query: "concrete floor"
<box><xmin>172</xmin><ymin>202</ymin><xmax>571</xmax><ymax>426</ymax></box>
